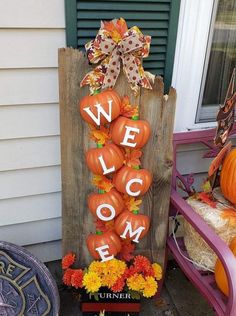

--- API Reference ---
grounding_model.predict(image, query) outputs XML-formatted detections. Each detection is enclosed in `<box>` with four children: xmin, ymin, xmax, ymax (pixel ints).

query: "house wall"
<box><xmin>0</xmin><ymin>0</ymin><xmax>66</xmax><ymax>262</ymax></box>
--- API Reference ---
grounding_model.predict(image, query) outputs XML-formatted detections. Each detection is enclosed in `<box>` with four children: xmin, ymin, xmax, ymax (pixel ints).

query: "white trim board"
<box><xmin>172</xmin><ymin>0</ymin><xmax>215</xmax><ymax>131</ymax></box>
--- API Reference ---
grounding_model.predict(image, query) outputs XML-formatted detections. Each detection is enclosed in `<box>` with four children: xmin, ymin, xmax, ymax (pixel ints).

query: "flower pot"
<box><xmin>81</xmin><ymin>288</ymin><xmax>140</xmax><ymax>315</ymax></box>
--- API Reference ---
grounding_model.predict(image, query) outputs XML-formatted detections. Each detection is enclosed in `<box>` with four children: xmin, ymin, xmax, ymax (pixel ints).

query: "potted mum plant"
<box><xmin>62</xmin><ymin>252</ymin><xmax>162</xmax><ymax>315</ymax></box>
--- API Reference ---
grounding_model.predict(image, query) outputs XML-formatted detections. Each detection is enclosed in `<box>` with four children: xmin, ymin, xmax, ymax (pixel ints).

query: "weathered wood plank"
<box><xmin>139</xmin><ymin>79</ymin><xmax>176</xmax><ymax>267</ymax></box>
<box><xmin>59</xmin><ymin>48</ymin><xmax>176</xmax><ymax>267</ymax></box>
<box><xmin>59</xmin><ymin>48</ymin><xmax>94</xmax><ymax>266</ymax></box>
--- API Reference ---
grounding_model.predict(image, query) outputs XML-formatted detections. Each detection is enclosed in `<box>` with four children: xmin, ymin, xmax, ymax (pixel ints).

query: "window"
<box><xmin>173</xmin><ymin>0</ymin><xmax>235</xmax><ymax>131</ymax></box>
<box><xmin>197</xmin><ymin>0</ymin><xmax>236</xmax><ymax>123</ymax></box>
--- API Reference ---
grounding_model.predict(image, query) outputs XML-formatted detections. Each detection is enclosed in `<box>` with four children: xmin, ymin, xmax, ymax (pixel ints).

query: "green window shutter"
<box><xmin>65</xmin><ymin>0</ymin><xmax>180</xmax><ymax>90</ymax></box>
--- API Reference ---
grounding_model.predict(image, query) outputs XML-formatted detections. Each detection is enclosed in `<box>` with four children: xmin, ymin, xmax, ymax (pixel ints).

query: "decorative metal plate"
<box><xmin>0</xmin><ymin>241</ymin><xmax>60</xmax><ymax>315</ymax></box>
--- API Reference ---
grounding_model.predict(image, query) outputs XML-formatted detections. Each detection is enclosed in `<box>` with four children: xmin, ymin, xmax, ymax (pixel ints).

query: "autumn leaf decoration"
<box><xmin>221</xmin><ymin>207</ymin><xmax>236</xmax><ymax>227</ymax></box>
<box><xmin>89</xmin><ymin>125</ymin><xmax>110</xmax><ymax>145</ymax></box>
<box><xmin>118</xmin><ymin>239</ymin><xmax>135</xmax><ymax>262</ymax></box>
<box><xmin>196</xmin><ymin>192</ymin><xmax>217</xmax><ymax>208</ymax></box>
<box><xmin>195</xmin><ymin>179</ymin><xmax>217</xmax><ymax>208</ymax></box>
<box><xmin>92</xmin><ymin>175</ymin><xmax>113</xmax><ymax>192</ymax></box>
<box><xmin>103</xmin><ymin>18</ymin><xmax>128</xmax><ymax>43</ymax></box>
<box><xmin>120</xmin><ymin>96</ymin><xmax>139</xmax><ymax>118</ymax></box>
<box><xmin>123</xmin><ymin>195</ymin><xmax>142</xmax><ymax>212</ymax></box>
<box><xmin>125</xmin><ymin>148</ymin><xmax>142</xmax><ymax>168</ymax></box>
<box><xmin>95</xmin><ymin>218</ymin><xmax>115</xmax><ymax>233</ymax></box>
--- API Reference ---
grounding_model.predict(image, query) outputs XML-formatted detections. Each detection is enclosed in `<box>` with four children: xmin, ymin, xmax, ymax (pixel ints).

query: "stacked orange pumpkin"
<box><xmin>215</xmin><ymin>237</ymin><xmax>236</xmax><ymax>296</ymax></box>
<box><xmin>220</xmin><ymin>149</ymin><xmax>236</xmax><ymax>205</ymax></box>
<box><xmin>79</xmin><ymin>89</ymin><xmax>152</xmax><ymax>262</ymax></box>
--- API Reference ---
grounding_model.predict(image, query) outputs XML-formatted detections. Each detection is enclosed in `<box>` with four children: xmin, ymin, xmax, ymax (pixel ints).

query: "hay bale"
<box><xmin>184</xmin><ymin>188</ymin><xmax>236</xmax><ymax>270</ymax></box>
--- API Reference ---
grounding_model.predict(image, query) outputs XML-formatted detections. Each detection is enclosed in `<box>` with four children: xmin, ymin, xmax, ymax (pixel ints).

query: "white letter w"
<box><xmin>83</xmin><ymin>100</ymin><xmax>113</xmax><ymax>126</ymax></box>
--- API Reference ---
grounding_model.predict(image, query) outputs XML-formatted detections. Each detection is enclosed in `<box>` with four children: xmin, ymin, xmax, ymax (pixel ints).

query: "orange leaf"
<box><xmin>221</xmin><ymin>208</ymin><xmax>236</xmax><ymax>226</ymax></box>
<box><xmin>92</xmin><ymin>175</ymin><xmax>113</xmax><ymax>192</ymax></box>
<box><xmin>197</xmin><ymin>192</ymin><xmax>217</xmax><ymax>208</ymax></box>
<box><xmin>120</xmin><ymin>96</ymin><xmax>139</xmax><ymax>118</ymax></box>
<box><xmin>89</xmin><ymin>125</ymin><xmax>110</xmax><ymax>145</ymax></box>
<box><xmin>123</xmin><ymin>195</ymin><xmax>142</xmax><ymax>212</ymax></box>
<box><xmin>95</xmin><ymin>219</ymin><xmax>115</xmax><ymax>232</ymax></box>
<box><xmin>125</xmin><ymin>148</ymin><xmax>143</xmax><ymax>168</ymax></box>
<box><xmin>118</xmin><ymin>239</ymin><xmax>135</xmax><ymax>262</ymax></box>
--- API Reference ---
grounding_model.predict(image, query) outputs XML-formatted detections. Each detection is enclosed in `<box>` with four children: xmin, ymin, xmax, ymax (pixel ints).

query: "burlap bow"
<box><xmin>80</xmin><ymin>18</ymin><xmax>154</xmax><ymax>95</ymax></box>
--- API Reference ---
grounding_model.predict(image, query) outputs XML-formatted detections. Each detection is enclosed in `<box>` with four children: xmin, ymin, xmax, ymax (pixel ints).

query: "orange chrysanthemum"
<box><xmin>111</xmin><ymin>277</ymin><xmax>125</xmax><ymax>293</ymax></box>
<box><xmin>62</xmin><ymin>252</ymin><xmax>76</xmax><ymax>270</ymax></box>
<box><xmin>71</xmin><ymin>269</ymin><xmax>84</xmax><ymax>289</ymax></box>
<box><xmin>133</xmin><ymin>255</ymin><xmax>152</xmax><ymax>273</ymax></box>
<box><xmin>63</xmin><ymin>268</ymin><xmax>74</xmax><ymax>286</ymax></box>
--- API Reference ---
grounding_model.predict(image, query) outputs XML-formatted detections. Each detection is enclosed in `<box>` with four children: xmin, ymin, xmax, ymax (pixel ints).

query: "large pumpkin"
<box><xmin>86</xmin><ymin>143</ymin><xmax>124</xmax><ymax>175</ymax></box>
<box><xmin>111</xmin><ymin>116</ymin><xmax>151</xmax><ymax>149</ymax></box>
<box><xmin>88</xmin><ymin>189</ymin><xmax>124</xmax><ymax>220</ymax></box>
<box><xmin>215</xmin><ymin>236</ymin><xmax>236</xmax><ymax>296</ymax></box>
<box><xmin>113</xmin><ymin>166</ymin><xmax>152</xmax><ymax>196</ymax></box>
<box><xmin>79</xmin><ymin>89</ymin><xmax>121</xmax><ymax>126</ymax></box>
<box><xmin>115</xmin><ymin>210</ymin><xmax>150</xmax><ymax>242</ymax></box>
<box><xmin>220</xmin><ymin>149</ymin><xmax>236</xmax><ymax>204</ymax></box>
<box><xmin>87</xmin><ymin>231</ymin><xmax>122</xmax><ymax>260</ymax></box>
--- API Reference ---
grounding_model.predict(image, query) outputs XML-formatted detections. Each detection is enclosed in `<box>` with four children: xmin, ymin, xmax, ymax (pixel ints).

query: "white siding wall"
<box><xmin>0</xmin><ymin>0</ymin><xmax>66</xmax><ymax>262</ymax></box>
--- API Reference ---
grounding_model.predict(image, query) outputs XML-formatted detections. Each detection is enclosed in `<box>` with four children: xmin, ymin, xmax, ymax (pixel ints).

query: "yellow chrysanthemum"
<box><xmin>88</xmin><ymin>261</ymin><xmax>105</xmax><ymax>276</ymax></box>
<box><xmin>101</xmin><ymin>274</ymin><xmax>118</xmax><ymax>288</ymax></box>
<box><xmin>83</xmin><ymin>272</ymin><xmax>101</xmax><ymax>293</ymax></box>
<box><xmin>142</xmin><ymin>276</ymin><xmax>158</xmax><ymax>298</ymax></box>
<box><xmin>152</xmin><ymin>263</ymin><xmax>162</xmax><ymax>281</ymax></box>
<box><xmin>99</xmin><ymin>259</ymin><xmax>127</xmax><ymax>287</ymax></box>
<box><xmin>105</xmin><ymin>259</ymin><xmax>127</xmax><ymax>277</ymax></box>
<box><xmin>127</xmin><ymin>274</ymin><xmax>146</xmax><ymax>292</ymax></box>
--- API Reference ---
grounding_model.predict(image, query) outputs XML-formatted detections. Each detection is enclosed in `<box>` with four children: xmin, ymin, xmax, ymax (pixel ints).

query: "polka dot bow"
<box><xmin>80</xmin><ymin>18</ymin><xmax>154</xmax><ymax>95</ymax></box>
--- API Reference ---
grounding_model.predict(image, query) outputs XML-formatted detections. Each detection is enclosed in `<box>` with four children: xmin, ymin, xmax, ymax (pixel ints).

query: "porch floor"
<box><xmin>57</xmin><ymin>260</ymin><xmax>215</xmax><ymax>316</ymax></box>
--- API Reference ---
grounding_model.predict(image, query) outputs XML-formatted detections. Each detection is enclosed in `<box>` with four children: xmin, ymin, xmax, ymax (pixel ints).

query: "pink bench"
<box><xmin>167</xmin><ymin>127</ymin><xmax>236</xmax><ymax>316</ymax></box>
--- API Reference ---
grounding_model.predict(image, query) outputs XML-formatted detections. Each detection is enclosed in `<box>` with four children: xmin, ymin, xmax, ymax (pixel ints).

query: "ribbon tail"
<box><xmin>102</xmin><ymin>48</ymin><xmax>121</xmax><ymax>90</ymax></box>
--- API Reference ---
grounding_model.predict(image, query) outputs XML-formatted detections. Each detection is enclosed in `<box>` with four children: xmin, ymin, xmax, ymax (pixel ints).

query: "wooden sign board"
<box><xmin>59</xmin><ymin>48</ymin><xmax>176</xmax><ymax>268</ymax></box>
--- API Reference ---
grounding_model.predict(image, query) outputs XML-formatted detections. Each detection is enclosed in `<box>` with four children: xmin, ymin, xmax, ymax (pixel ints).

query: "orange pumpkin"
<box><xmin>88</xmin><ymin>189</ymin><xmax>124</xmax><ymax>220</ymax></box>
<box><xmin>86</xmin><ymin>231</ymin><xmax>122</xmax><ymax>260</ymax></box>
<box><xmin>215</xmin><ymin>236</ymin><xmax>236</xmax><ymax>296</ymax></box>
<box><xmin>79</xmin><ymin>89</ymin><xmax>121</xmax><ymax>126</ymax></box>
<box><xmin>115</xmin><ymin>210</ymin><xmax>150</xmax><ymax>242</ymax></box>
<box><xmin>220</xmin><ymin>149</ymin><xmax>236</xmax><ymax>204</ymax></box>
<box><xmin>113</xmin><ymin>166</ymin><xmax>152</xmax><ymax>196</ymax></box>
<box><xmin>111</xmin><ymin>116</ymin><xmax>151</xmax><ymax>149</ymax></box>
<box><xmin>86</xmin><ymin>143</ymin><xmax>124</xmax><ymax>175</ymax></box>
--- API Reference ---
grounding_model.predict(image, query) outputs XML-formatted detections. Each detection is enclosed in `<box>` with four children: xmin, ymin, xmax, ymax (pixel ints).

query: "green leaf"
<box><xmin>128</xmin><ymin>290</ymin><xmax>141</xmax><ymax>300</ymax></box>
<box><xmin>94</xmin><ymin>293</ymin><xmax>99</xmax><ymax>301</ymax></box>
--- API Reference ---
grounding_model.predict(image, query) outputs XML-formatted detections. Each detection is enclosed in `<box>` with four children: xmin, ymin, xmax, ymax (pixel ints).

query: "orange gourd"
<box><xmin>111</xmin><ymin>116</ymin><xmax>151</xmax><ymax>149</ymax></box>
<box><xmin>214</xmin><ymin>236</ymin><xmax>236</xmax><ymax>296</ymax></box>
<box><xmin>113</xmin><ymin>166</ymin><xmax>152</xmax><ymax>196</ymax></box>
<box><xmin>115</xmin><ymin>210</ymin><xmax>150</xmax><ymax>241</ymax></box>
<box><xmin>79</xmin><ymin>89</ymin><xmax>121</xmax><ymax>126</ymax></box>
<box><xmin>86</xmin><ymin>143</ymin><xmax>124</xmax><ymax>175</ymax></box>
<box><xmin>86</xmin><ymin>231</ymin><xmax>122</xmax><ymax>260</ymax></box>
<box><xmin>88</xmin><ymin>189</ymin><xmax>124</xmax><ymax>220</ymax></box>
<box><xmin>220</xmin><ymin>149</ymin><xmax>236</xmax><ymax>204</ymax></box>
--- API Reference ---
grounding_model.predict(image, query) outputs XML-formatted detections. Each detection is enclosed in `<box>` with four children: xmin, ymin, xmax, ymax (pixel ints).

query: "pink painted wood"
<box><xmin>166</xmin><ymin>125</ymin><xmax>236</xmax><ymax>316</ymax></box>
